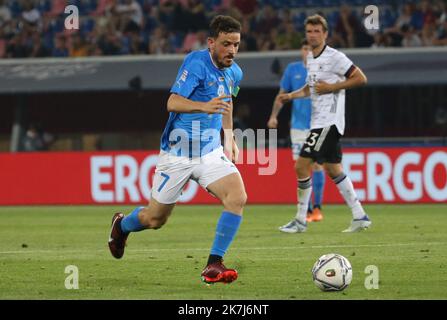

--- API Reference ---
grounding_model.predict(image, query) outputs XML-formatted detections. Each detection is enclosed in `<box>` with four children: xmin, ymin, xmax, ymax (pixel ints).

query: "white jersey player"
<box><xmin>278</xmin><ymin>14</ymin><xmax>372</xmax><ymax>233</ymax></box>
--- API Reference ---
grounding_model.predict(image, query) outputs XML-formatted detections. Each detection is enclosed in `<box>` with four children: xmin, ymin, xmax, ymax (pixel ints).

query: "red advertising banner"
<box><xmin>0</xmin><ymin>147</ymin><xmax>446</xmax><ymax>205</ymax></box>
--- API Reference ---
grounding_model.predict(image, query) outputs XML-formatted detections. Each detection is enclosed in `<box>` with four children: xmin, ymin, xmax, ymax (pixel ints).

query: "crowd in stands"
<box><xmin>0</xmin><ymin>0</ymin><xmax>446</xmax><ymax>58</ymax></box>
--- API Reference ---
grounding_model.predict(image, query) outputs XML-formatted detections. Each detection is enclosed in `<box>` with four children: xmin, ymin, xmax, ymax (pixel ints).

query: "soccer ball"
<box><xmin>312</xmin><ymin>253</ymin><xmax>353</xmax><ymax>291</ymax></box>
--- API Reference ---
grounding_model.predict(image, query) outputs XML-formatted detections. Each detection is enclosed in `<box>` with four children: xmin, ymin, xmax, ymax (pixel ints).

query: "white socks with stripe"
<box><xmin>295</xmin><ymin>177</ymin><xmax>313</xmax><ymax>224</ymax></box>
<box><xmin>333</xmin><ymin>173</ymin><xmax>365</xmax><ymax>220</ymax></box>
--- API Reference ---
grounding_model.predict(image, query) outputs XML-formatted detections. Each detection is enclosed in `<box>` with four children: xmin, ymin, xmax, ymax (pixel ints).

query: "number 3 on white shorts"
<box><xmin>157</xmin><ymin>173</ymin><xmax>170</xmax><ymax>192</ymax></box>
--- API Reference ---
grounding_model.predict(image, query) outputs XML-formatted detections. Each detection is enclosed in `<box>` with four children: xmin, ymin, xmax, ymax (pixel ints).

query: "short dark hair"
<box><xmin>209</xmin><ymin>15</ymin><xmax>241</xmax><ymax>38</ymax></box>
<box><xmin>305</xmin><ymin>14</ymin><xmax>328</xmax><ymax>32</ymax></box>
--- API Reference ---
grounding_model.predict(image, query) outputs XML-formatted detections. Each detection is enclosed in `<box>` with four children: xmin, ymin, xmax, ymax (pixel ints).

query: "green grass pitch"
<box><xmin>0</xmin><ymin>204</ymin><xmax>446</xmax><ymax>300</ymax></box>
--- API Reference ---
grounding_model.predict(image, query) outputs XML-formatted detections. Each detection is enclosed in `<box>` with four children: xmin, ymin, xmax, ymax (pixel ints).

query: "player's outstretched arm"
<box><xmin>315</xmin><ymin>66</ymin><xmax>367</xmax><ymax>94</ymax></box>
<box><xmin>277</xmin><ymin>85</ymin><xmax>310</xmax><ymax>104</ymax></box>
<box><xmin>167</xmin><ymin>94</ymin><xmax>231</xmax><ymax>114</ymax></box>
<box><xmin>267</xmin><ymin>89</ymin><xmax>286</xmax><ymax>129</ymax></box>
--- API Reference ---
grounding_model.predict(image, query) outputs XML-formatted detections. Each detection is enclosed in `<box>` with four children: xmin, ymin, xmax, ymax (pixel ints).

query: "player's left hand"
<box><xmin>231</xmin><ymin>139</ymin><xmax>239</xmax><ymax>163</ymax></box>
<box><xmin>224</xmin><ymin>138</ymin><xmax>239</xmax><ymax>163</ymax></box>
<box><xmin>315</xmin><ymin>81</ymin><xmax>335</xmax><ymax>95</ymax></box>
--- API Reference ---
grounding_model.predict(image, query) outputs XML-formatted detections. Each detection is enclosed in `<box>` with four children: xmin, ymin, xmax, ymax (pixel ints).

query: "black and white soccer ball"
<box><xmin>312</xmin><ymin>253</ymin><xmax>353</xmax><ymax>291</ymax></box>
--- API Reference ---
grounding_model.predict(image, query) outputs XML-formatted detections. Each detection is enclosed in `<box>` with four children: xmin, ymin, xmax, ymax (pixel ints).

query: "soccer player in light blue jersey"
<box><xmin>267</xmin><ymin>40</ymin><xmax>326</xmax><ymax>233</ymax></box>
<box><xmin>108</xmin><ymin>15</ymin><xmax>246</xmax><ymax>284</ymax></box>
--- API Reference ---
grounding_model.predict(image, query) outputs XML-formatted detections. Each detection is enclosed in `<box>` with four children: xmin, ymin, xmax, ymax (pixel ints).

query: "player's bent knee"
<box><xmin>296</xmin><ymin>164</ymin><xmax>310</xmax><ymax>179</ymax></box>
<box><xmin>224</xmin><ymin>191</ymin><xmax>247</xmax><ymax>212</ymax></box>
<box><xmin>324</xmin><ymin>164</ymin><xmax>342</xmax><ymax>179</ymax></box>
<box><xmin>238</xmin><ymin>191</ymin><xmax>248</xmax><ymax>208</ymax></box>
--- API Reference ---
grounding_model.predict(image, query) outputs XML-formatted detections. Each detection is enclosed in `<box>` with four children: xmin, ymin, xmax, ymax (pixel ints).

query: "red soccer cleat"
<box><xmin>201</xmin><ymin>261</ymin><xmax>238</xmax><ymax>284</ymax></box>
<box><xmin>108</xmin><ymin>213</ymin><xmax>129</xmax><ymax>259</ymax></box>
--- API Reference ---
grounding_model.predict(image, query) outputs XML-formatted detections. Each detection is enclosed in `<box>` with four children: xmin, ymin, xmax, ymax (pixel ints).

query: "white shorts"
<box><xmin>291</xmin><ymin>129</ymin><xmax>309</xmax><ymax>160</ymax></box>
<box><xmin>151</xmin><ymin>146</ymin><xmax>240</xmax><ymax>204</ymax></box>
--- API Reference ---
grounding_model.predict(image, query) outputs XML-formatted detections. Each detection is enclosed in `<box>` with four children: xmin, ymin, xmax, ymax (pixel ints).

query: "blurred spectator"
<box><xmin>181</xmin><ymin>30</ymin><xmax>207</xmax><ymax>53</ymax></box>
<box><xmin>148</xmin><ymin>26</ymin><xmax>170</xmax><ymax>54</ymax></box>
<box><xmin>92</xmin><ymin>0</ymin><xmax>115</xmax><ymax>17</ymax></box>
<box><xmin>232</xmin><ymin>0</ymin><xmax>257</xmax><ymax>18</ymax></box>
<box><xmin>276</xmin><ymin>22</ymin><xmax>303</xmax><ymax>50</ymax></box>
<box><xmin>97</xmin><ymin>22</ymin><xmax>122</xmax><ymax>55</ymax></box>
<box><xmin>401</xmin><ymin>24</ymin><xmax>423</xmax><ymax>47</ymax></box>
<box><xmin>279</xmin><ymin>8</ymin><xmax>294</xmax><ymax>26</ymax></box>
<box><xmin>23</xmin><ymin>123</ymin><xmax>54</xmax><ymax>152</ymax></box>
<box><xmin>0</xmin><ymin>0</ymin><xmax>11</xmax><ymax>28</ymax></box>
<box><xmin>113</xmin><ymin>0</ymin><xmax>143</xmax><ymax>33</ymax></box>
<box><xmin>52</xmin><ymin>35</ymin><xmax>68</xmax><ymax>57</ymax></box>
<box><xmin>6</xmin><ymin>33</ymin><xmax>31</xmax><ymax>58</ymax></box>
<box><xmin>21</xmin><ymin>0</ymin><xmax>42</xmax><ymax>32</ymax></box>
<box><xmin>184</xmin><ymin>0</ymin><xmax>208</xmax><ymax>32</ymax></box>
<box><xmin>255</xmin><ymin>5</ymin><xmax>280</xmax><ymax>35</ymax></box>
<box><xmin>69</xmin><ymin>33</ymin><xmax>89</xmax><ymax>57</ymax></box>
<box><xmin>157</xmin><ymin>0</ymin><xmax>177</xmax><ymax>28</ymax></box>
<box><xmin>239</xmin><ymin>17</ymin><xmax>257</xmax><ymax>51</ymax></box>
<box><xmin>418</xmin><ymin>0</ymin><xmax>436</xmax><ymax>29</ymax></box>
<box><xmin>434</xmin><ymin>17</ymin><xmax>447</xmax><ymax>45</ymax></box>
<box><xmin>384</xmin><ymin>3</ymin><xmax>416</xmax><ymax>46</ymax></box>
<box><xmin>332</xmin><ymin>4</ymin><xmax>361</xmax><ymax>48</ymax></box>
<box><xmin>258</xmin><ymin>28</ymin><xmax>277</xmax><ymax>51</ymax></box>
<box><xmin>128</xmin><ymin>32</ymin><xmax>144</xmax><ymax>54</ymax></box>
<box><xmin>30</xmin><ymin>32</ymin><xmax>49</xmax><ymax>57</ymax></box>
<box><xmin>46</xmin><ymin>0</ymin><xmax>67</xmax><ymax>18</ymax></box>
<box><xmin>421</xmin><ymin>21</ymin><xmax>437</xmax><ymax>45</ymax></box>
<box><xmin>371</xmin><ymin>31</ymin><xmax>391</xmax><ymax>48</ymax></box>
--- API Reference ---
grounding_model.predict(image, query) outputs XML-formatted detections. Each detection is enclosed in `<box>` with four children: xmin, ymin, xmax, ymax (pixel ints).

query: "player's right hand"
<box><xmin>202</xmin><ymin>95</ymin><xmax>232</xmax><ymax>114</ymax></box>
<box><xmin>267</xmin><ymin>117</ymin><xmax>278</xmax><ymax>129</ymax></box>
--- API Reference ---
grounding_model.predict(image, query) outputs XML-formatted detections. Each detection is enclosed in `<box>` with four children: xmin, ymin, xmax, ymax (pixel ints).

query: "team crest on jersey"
<box><xmin>218</xmin><ymin>84</ymin><xmax>225</xmax><ymax>96</ymax></box>
<box><xmin>218</xmin><ymin>77</ymin><xmax>225</xmax><ymax>82</ymax></box>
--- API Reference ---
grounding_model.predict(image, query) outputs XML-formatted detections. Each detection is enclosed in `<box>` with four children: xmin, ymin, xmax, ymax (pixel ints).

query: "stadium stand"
<box><xmin>0</xmin><ymin>0</ymin><xmax>446</xmax><ymax>58</ymax></box>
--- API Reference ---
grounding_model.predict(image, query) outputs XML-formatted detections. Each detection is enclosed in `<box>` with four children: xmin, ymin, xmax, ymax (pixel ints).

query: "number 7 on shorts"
<box><xmin>157</xmin><ymin>173</ymin><xmax>170</xmax><ymax>192</ymax></box>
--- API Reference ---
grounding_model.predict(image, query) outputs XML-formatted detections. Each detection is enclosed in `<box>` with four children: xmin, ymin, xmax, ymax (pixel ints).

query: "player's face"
<box><xmin>208</xmin><ymin>32</ymin><xmax>240</xmax><ymax>69</ymax></box>
<box><xmin>305</xmin><ymin>24</ymin><xmax>328</xmax><ymax>49</ymax></box>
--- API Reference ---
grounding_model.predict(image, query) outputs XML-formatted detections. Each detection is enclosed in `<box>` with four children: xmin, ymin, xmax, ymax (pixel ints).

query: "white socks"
<box><xmin>333</xmin><ymin>173</ymin><xmax>365</xmax><ymax>220</ymax></box>
<box><xmin>295</xmin><ymin>177</ymin><xmax>312</xmax><ymax>224</ymax></box>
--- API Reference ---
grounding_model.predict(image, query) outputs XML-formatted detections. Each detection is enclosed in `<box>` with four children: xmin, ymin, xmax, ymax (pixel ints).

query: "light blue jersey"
<box><xmin>160</xmin><ymin>49</ymin><xmax>243</xmax><ymax>157</ymax></box>
<box><xmin>280</xmin><ymin>61</ymin><xmax>312</xmax><ymax>130</ymax></box>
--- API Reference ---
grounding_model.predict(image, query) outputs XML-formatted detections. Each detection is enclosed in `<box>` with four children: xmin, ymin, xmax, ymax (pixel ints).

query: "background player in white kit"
<box><xmin>268</xmin><ymin>39</ymin><xmax>326</xmax><ymax>232</ymax></box>
<box><xmin>278</xmin><ymin>14</ymin><xmax>371</xmax><ymax>233</ymax></box>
